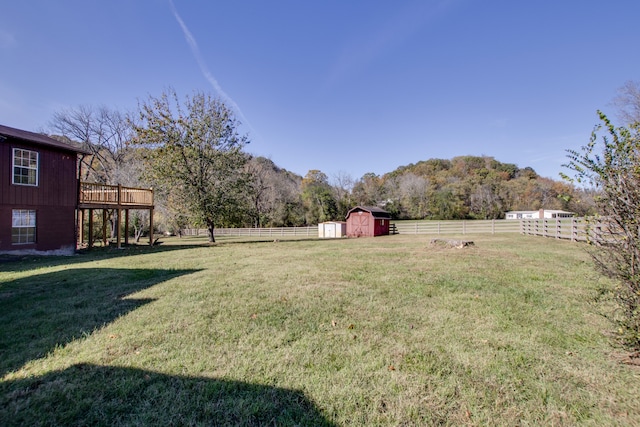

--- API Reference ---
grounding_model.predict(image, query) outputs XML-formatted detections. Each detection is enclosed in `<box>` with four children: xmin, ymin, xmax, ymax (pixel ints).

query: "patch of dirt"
<box><xmin>613</xmin><ymin>351</ymin><xmax>640</xmax><ymax>367</ymax></box>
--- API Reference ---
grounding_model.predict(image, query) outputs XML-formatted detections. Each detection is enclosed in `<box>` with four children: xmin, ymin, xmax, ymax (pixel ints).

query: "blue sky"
<box><xmin>1</xmin><ymin>1</ymin><xmax>638</xmax><ymax>182</ymax></box>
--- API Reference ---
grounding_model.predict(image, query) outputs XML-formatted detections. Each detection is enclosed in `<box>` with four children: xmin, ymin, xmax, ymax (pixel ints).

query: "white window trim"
<box><xmin>12</xmin><ymin>148</ymin><xmax>39</xmax><ymax>186</ymax></box>
<box><xmin>12</xmin><ymin>209</ymin><xmax>37</xmax><ymax>245</ymax></box>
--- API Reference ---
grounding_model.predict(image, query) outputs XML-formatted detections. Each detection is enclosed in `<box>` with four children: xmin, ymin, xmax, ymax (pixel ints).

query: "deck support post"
<box><xmin>116</xmin><ymin>208</ymin><xmax>122</xmax><ymax>249</ymax></box>
<box><xmin>78</xmin><ymin>182</ymin><xmax>154</xmax><ymax>249</ymax></box>
<box><xmin>124</xmin><ymin>209</ymin><xmax>129</xmax><ymax>246</ymax></box>
<box><xmin>88</xmin><ymin>209</ymin><xmax>94</xmax><ymax>249</ymax></box>
<box><xmin>116</xmin><ymin>185</ymin><xmax>122</xmax><ymax>249</ymax></box>
<box><xmin>102</xmin><ymin>209</ymin><xmax>108</xmax><ymax>246</ymax></box>
<box><xmin>77</xmin><ymin>209</ymin><xmax>84</xmax><ymax>248</ymax></box>
<box><xmin>149</xmin><ymin>208</ymin><xmax>154</xmax><ymax>246</ymax></box>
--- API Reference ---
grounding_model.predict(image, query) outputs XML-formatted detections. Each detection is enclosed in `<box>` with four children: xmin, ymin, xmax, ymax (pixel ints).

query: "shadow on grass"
<box><xmin>0</xmin><ymin>236</ymin><xmax>330</xmax><ymax>273</ymax></box>
<box><xmin>0</xmin><ymin>243</ymin><xmax>211</xmax><ymax>273</ymax></box>
<box><xmin>0</xmin><ymin>267</ymin><xmax>200</xmax><ymax>376</ymax></box>
<box><xmin>0</xmin><ymin>363</ymin><xmax>336</xmax><ymax>426</ymax></box>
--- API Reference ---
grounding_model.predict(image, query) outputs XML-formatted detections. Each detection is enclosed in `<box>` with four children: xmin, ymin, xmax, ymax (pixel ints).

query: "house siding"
<box><xmin>1</xmin><ymin>138</ymin><xmax>79</xmax><ymax>254</ymax></box>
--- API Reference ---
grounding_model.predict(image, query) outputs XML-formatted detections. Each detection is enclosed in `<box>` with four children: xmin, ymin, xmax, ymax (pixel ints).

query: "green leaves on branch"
<box><xmin>131</xmin><ymin>89</ymin><xmax>250</xmax><ymax>242</ymax></box>
<box><xmin>564</xmin><ymin>111</ymin><xmax>640</xmax><ymax>350</ymax></box>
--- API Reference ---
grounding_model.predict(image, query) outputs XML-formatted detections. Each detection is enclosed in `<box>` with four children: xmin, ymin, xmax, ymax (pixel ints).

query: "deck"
<box><xmin>79</xmin><ymin>182</ymin><xmax>153</xmax><ymax>209</ymax></box>
<box><xmin>77</xmin><ymin>182</ymin><xmax>154</xmax><ymax>248</ymax></box>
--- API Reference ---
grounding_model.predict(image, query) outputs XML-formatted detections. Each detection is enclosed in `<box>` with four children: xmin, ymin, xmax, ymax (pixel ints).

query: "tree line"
<box><xmin>48</xmin><ymin>81</ymin><xmax>640</xmax><ymax>351</ymax></box>
<box><xmin>49</xmin><ymin>89</ymin><xmax>596</xmax><ymax>241</ymax></box>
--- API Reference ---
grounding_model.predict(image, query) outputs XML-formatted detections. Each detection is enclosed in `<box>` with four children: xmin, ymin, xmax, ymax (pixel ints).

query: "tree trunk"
<box><xmin>207</xmin><ymin>223</ymin><xmax>216</xmax><ymax>243</ymax></box>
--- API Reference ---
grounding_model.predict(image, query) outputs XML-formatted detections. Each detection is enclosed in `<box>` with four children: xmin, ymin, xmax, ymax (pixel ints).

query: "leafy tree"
<box><xmin>245</xmin><ymin>156</ymin><xmax>274</xmax><ymax>228</ymax></box>
<box><xmin>301</xmin><ymin>170</ymin><xmax>338</xmax><ymax>224</ymax></box>
<box><xmin>564</xmin><ymin>111</ymin><xmax>640</xmax><ymax>350</ymax></box>
<box><xmin>245</xmin><ymin>157</ymin><xmax>304</xmax><ymax>227</ymax></box>
<box><xmin>132</xmin><ymin>89</ymin><xmax>249</xmax><ymax>242</ymax></box>
<box><xmin>352</xmin><ymin>172</ymin><xmax>384</xmax><ymax>206</ymax></box>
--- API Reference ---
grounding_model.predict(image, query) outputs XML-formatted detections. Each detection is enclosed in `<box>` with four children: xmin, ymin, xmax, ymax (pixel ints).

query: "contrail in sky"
<box><xmin>169</xmin><ymin>0</ymin><xmax>253</xmax><ymax>131</ymax></box>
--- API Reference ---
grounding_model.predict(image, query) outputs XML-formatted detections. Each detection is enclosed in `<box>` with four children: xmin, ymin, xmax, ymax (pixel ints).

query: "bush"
<box><xmin>564</xmin><ymin>111</ymin><xmax>640</xmax><ymax>350</ymax></box>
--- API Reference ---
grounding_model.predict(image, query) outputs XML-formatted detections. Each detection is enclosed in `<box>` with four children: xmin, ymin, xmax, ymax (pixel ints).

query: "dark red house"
<box><xmin>1</xmin><ymin>124</ymin><xmax>89</xmax><ymax>255</ymax></box>
<box><xmin>1</xmin><ymin>124</ymin><xmax>156</xmax><ymax>254</ymax></box>
<box><xmin>345</xmin><ymin>206</ymin><xmax>391</xmax><ymax>237</ymax></box>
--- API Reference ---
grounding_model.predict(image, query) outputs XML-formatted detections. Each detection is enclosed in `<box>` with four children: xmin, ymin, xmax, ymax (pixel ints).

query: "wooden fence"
<box><xmin>182</xmin><ymin>220</ymin><xmax>520</xmax><ymax>238</ymax></box>
<box><xmin>520</xmin><ymin>217</ymin><xmax>628</xmax><ymax>244</ymax></box>
<box><xmin>179</xmin><ymin>218</ymin><xmax>601</xmax><ymax>243</ymax></box>
<box><xmin>392</xmin><ymin>219</ymin><xmax>522</xmax><ymax>235</ymax></box>
<box><xmin>520</xmin><ymin>218</ymin><xmax>589</xmax><ymax>241</ymax></box>
<box><xmin>181</xmin><ymin>226</ymin><xmax>317</xmax><ymax>238</ymax></box>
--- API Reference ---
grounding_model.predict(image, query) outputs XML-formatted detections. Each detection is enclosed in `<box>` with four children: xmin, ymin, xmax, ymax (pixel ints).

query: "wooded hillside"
<box><xmin>47</xmin><ymin>103</ymin><xmax>596</xmax><ymax>234</ymax></box>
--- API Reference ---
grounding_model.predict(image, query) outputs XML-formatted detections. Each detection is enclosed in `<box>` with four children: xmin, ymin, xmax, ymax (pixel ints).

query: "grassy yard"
<box><xmin>1</xmin><ymin>234</ymin><xmax>639</xmax><ymax>426</ymax></box>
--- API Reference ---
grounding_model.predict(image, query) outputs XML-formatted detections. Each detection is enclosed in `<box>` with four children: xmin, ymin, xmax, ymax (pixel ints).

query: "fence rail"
<box><xmin>179</xmin><ymin>218</ymin><xmax>601</xmax><ymax>243</ymax></box>
<box><xmin>520</xmin><ymin>218</ymin><xmax>589</xmax><ymax>242</ymax></box>
<box><xmin>181</xmin><ymin>226</ymin><xmax>317</xmax><ymax>238</ymax></box>
<box><xmin>391</xmin><ymin>219</ymin><xmax>522</xmax><ymax>235</ymax></box>
<box><xmin>182</xmin><ymin>220</ymin><xmax>521</xmax><ymax>238</ymax></box>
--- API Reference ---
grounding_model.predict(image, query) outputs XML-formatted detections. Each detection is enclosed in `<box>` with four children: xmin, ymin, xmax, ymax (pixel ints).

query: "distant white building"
<box><xmin>505</xmin><ymin>209</ymin><xmax>574</xmax><ymax>220</ymax></box>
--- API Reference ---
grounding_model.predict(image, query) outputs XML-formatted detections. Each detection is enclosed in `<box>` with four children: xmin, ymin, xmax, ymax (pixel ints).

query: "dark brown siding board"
<box><xmin>1</xmin><ymin>132</ymin><xmax>82</xmax><ymax>253</ymax></box>
<box><xmin>2</xmin><ymin>142</ymin><xmax>78</xmax><ymax>208</ymax></box>
<box><xmin>0</xmin><ymin>145</ymin><xmax>8</xmax><ymax>203</ymax></box>
<box><xmin>37</xmin><ymin>206</ymin><xmax>76</xmax><ymax>251</ymax></box>
<box><xmin>0</xmin><ymin>207</ymin><xmax>10</xmax><ymax>251</ymax></box>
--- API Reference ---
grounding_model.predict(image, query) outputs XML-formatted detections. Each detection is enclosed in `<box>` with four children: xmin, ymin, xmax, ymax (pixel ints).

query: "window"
<box><xmin>12</xmin><ymin>148</ymin><xmax>39</xmax><ymax>186</ymax></box>
<box><xmin>12</xmin><ymin>210</ymin><xmax>36</xmax><ymax>244</ymax></box>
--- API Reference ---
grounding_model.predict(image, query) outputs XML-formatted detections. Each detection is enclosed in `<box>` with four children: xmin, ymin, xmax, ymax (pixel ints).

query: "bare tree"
<box><xmin>611</xmin><ymin>80</ymin><xmax>640</xmax><ymax>126</ymax></box>
<box><xmin>50</xmin><ymin>105</ymin><xmax>134</xmax><ymax>183</ymax></box>
<box><xmin>330</xmin><ymin>171</ymin><xmax>355</xmax><ymax>218</ymax></box>
<box><xmin>397</xmin><ymin>173</ymin><xmax>430</xmax><ymax>219</ymax></box>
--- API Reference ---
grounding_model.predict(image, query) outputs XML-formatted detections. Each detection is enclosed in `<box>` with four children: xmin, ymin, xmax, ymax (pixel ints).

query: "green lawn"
<box><xmin>1</xmin><ymin>234</ymin><xmax>639</xmax><ymax>426</ymax></box>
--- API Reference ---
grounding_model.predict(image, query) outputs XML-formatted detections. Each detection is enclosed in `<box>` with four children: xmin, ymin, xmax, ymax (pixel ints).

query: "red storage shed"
<box><xmin>345</xmin><ymin>206</ymin><xmax>391</xmax><ymax>237</ymax></box>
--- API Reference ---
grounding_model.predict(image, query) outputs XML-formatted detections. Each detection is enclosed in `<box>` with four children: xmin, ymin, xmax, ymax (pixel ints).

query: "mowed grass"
<box><xmin>1</xmin><ymin>234</ymin><xmax>639</xmax><ymax>425</ymax></box>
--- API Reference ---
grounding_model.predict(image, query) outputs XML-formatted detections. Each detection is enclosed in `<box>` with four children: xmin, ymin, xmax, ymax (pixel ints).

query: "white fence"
<box><xmin>181</xmin><ymin>220</ymin><xmax>521</xmax><ymax>238</ymax></box>
<box><xmin>181</xmin><ymin>226</ymin><xmax>317</xmax><ymax>238</ymax></box>
<box><xmin>519</xmin><ymin>217</ymin><xmax>625</xmax><ymax>243</ymax></box>
<box><xmin>179</xmin><ymin>218</ymin><xmax>594</xmax><ymax>242</ymax></box>
<box><xmin>392</xmin><ymin>219</ymin><xmax>521</xmax><ymax>235</ymax></box>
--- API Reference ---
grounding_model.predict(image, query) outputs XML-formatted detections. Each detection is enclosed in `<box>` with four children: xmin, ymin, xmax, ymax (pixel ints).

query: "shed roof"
<box><xmin>0</xmin><ymin>123</ymin><xmax>90</xmax><ymax>154</ymax></box>
<box><xmin>346</xmin><ymin>206</ymin><xmax>391</xmax><ymax>219</ymax></box>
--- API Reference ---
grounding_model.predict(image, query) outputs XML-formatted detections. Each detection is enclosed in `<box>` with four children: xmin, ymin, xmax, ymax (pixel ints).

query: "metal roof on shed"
<box><xmin>345</xmin><ymin>206</ymin><xmax>391</xmax><ymax>219</ymax></box>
